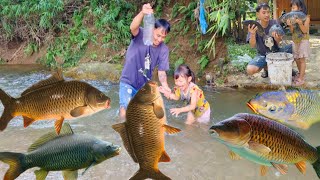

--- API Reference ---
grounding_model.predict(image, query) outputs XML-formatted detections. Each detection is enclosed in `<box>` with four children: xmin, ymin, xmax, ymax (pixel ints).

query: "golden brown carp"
<box><xmin>0</xmin><ymin>72</ymin><xmax>110</xmax><ymax>134</ymax></box>
<box><xmin>247</xmin><ymin>89</ymin><xmax>320</xmax><ymax>129</ymax></box>
<box><xmin>112</xmin><ymin>81</ymin><xmax>181</xmax><ymax>180</ymax></box>
<box><xmin>209</xmin><ymin>113</ymin><xmax>320</xmax><ymax>178</ymax></box>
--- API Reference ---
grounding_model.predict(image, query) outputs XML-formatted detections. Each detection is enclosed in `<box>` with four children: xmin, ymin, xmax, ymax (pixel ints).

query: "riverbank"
<box><xmin>222</xmin><ymin>35</ymin><xmax>320</xmax><ymax>89</ymax></box>
<box><xmin>1</xmin><ymin>36</ymin><xmax>319</xmax><ymax>90</ymax></box>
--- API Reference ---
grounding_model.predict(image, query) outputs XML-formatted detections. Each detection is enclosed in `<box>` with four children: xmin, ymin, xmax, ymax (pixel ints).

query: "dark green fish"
<box><xmin>247</xmin><ymin>89</ymin><xmax>320</xmax><ymax>129</ymax></box>
<box><xmin>210</xmin><ymin>113</ymin><xmax>320</xmax><ymax>177</ymax></box>
<box><xmin>0</xmin><ymin>123</ymin><xmax>120</xmax><ymax>180</ymax></box>
<box><xmin>269</xmin><ymin>24</ymin><xmax>285</xmax><ymax>36</ymax></box>
<box><xmin>279</xmin><ymin>11</ymin><xmax>307</xmax><ymax>24</ymax></box>
<box><xmin>242</xmin><ymin>20</ymin><xmax>266</xmax><ymax>37</ymax></box>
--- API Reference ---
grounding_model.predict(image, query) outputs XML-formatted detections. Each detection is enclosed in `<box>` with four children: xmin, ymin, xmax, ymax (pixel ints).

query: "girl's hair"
<box><xmin>290</xmin><ymin>0</ymin><xmax>307</xmax><ymax>14</ymax></box>
<box><xmin>174</xmin><ymin>64</ymin><xmax>195</xmax><ymax>83</ymax></box>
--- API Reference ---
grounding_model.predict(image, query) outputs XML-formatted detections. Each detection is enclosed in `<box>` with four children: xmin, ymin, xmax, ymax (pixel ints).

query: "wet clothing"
<box><xmin>119</xmin><ymin>82</ymin><xmax>138</xmax><ymax>109</ymax></box>
<box><xmin>120</xmin><ymin>27</ymin><xmax>169</xmax><ymax>90</ymax></box>
<box><xmin>173</xmin><ymin>82</ymin><xmax>210</xmax><ymax>119</ymax></box>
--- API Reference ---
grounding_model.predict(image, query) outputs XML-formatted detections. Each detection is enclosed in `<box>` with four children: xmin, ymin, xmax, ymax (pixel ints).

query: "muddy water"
<box><xmin>0</xmin><ymin>65</ymin><xmax>319</xmax><ymax>180</ymax></box>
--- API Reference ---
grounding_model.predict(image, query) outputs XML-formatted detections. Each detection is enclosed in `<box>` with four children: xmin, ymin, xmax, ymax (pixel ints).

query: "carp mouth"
<box><xmin>247</xmin><ymin>102</ymin><xmax>259</xmax><ymax>114</ymax></box>
<box><xmin>209</xmin><ymin>129</ymin><xmax>219</xmax><ymax>137</ymax></box>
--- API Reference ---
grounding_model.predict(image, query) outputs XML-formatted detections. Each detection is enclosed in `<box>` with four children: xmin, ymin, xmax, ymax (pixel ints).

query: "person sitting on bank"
<box><xmin>246</xmin><ymin>3</ymin><xmax>292</xmax><ymax>78</ymax></box>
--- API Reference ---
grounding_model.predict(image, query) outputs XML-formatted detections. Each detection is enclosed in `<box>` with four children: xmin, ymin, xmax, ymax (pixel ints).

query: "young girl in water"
<box><xmin>287</xmin><ymin>0</ymin><xmax>310</xmax><ymax>86</ymax></box>
<box><xmin>159</xmin><ymin>64</ymin><xmax>211</xmax><ymax>125</ymax></box>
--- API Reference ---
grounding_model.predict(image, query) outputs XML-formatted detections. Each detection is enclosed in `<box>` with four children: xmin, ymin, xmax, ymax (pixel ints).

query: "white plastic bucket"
<box><xmin>266</xmin><ymin>52</ymin><xmax>294</xmax><ymax>85</ymax></box>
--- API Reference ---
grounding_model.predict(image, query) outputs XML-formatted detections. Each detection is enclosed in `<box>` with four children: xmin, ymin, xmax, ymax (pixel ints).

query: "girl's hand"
<box><xmin>286</xmin><ymin>19</ymin><xmax>292</xmax><ymax>26</ymax></box>
<box><xmin>141</xmin><ymin>3</ymin><xmax>153</xmax><ymax>15</ymax></box>
<box><xmin>158</xmin><ymin>86</ymin><xmax>171</xmax><ymax>99</ymax></box>
<box><xmin>295</xmin><ymin>18</ymin><xmax>303</xmax><ymax>25</ymax></box>
<box><xmin>170</xmin><ymin>108</ymin><xmax>181</xmax><ymax>117</ymax></box>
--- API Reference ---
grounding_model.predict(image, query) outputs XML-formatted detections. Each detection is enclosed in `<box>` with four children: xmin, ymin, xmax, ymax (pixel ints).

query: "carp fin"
<box><xmin>0</xmin><ymin>88</ymin><xmax>14</xmax><ymax>131</ymax></box>
<box><xmin>0</xmin><ymin>152</ymin><xmax>25</xmax><ymax>180</ymax></box>
<box><xmin>112</xmin><ymin>123</ymin><xmax>138</xmax><ymax>163</ymax></box>
<box><xmin>153</xmin><ymin>103</ymin><xmax>164</xmax><ymax>119</ymax></box>
<box><xmin>260</xmin><ymin>165</ymin><xmax>268</xmax><ymax>176</ymax></box>
<box><xmin>163</xmin><ymin>124</ymin><xmax>181</xmax><ymax>134</ymax></box>
<box><xmin>248</xmin><ymin>141</ymin><xmax>271</xmax><ymax>155</ymax></box>
<box><xmin>295</xmin><ymin>161</ymin><xmax>306</xmax><ymax>174</ymax></box>
<box><xmin>229</xmin><ymin>151</ymin><xmax>241</xmax><ymax>160</ymax></box>
<box><xmin>70</xmin><ymin>106</ymin><xmax>88</xmax><ymax>117</ymax></box>
<box><xmin>63</xmin><ymin>170</ymin><xmax>78</xmax><ymax>180</ymax></box>
<box><xmin>130</xmin><ymin>168</ymin><xmax>171</xmax><ymax>180</ymax></box>
<box><xmin>271</xmin><ymin>162</ymin><xmax>288</xmax><ymax>175</ymax></box>
<box><xmin>28</xmin><ymin>123</ymin><xmax>73</xmax><ymax>152</ymax></box>
<box><xmin>82</xmin><ymin>162</ymin><xmax>95</xmax><ymax>175</ymax></box>
<box><xmin>34</xmin><ymin>169</ymin><xmax>49</xmax><ymax>180</ymax></box>
<box><xmin>159</xmin><ymin>151</ymin><xmax>171</xmax><ymax>162</ymax></box>
<box><xmin>23</xmin><ymin>116</ymin><xmax>36</xmax><ymax>128</ymax></box>
<box><xmin>54</xmin><ymin>117</ymin><xmax>65</xmax><ymax>135</ymax></box>
<box><xmin>295</xmin><ymin>121</ymin><xmax>310</xmax><ymax>130</ymax></box>
<box><xmin>21</xmin><ymin>71</ymin><xmax>64</xmax><ymax>96</ymax></box>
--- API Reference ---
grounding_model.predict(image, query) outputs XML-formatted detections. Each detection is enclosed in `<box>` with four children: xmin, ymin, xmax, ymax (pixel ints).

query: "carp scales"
<box><xmin>279</xmin><ymin>11</ymin><xmax>307</xmax><ymax>25</ymax></box>
<box><xmin>268</xmin><ymin>24</ymin><xmax>285</xmax><ymax>36</ymax></box>
<box><xmin>247</xmin><ymin>89</ymin><xmax>320</xmax><ymax>129</ymax></box>
<box><xmin>0</xmin><ymin>71</ymin><xmax>110</xmax><ymax>134</ymax></box>
<box><xmin>112</xmin><ymin>81</ymin><xmax>181</xmax><ymax>180</ymax></box>
<box><xmin>242</xmin><ymin>20</ymin><xmax>266</xmax><ymax>37</ymax></box>
<box><xmin>0</xmin><ymin>123</ymin><xmax>121</xmax><ymax>180</ymax></box>
<box><xmin>209</xmin><ymin>113</ymin><xmax>320</xmax><ymax>178</ymax></box>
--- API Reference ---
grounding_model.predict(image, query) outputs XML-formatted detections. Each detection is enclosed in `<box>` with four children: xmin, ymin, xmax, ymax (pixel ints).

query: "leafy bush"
<box><xmin>1</xmin><ymin>0</ymin><xmax>137</xmax><ymax>68</ymax></box>
<box><xmin>226</xmin><ymin>38</ymin><xmax>256</xmax><ymax>72</ymax></box>
<box><xmin>197</xmin><ymin>55</ymin><xmax>209</xmax><ymax>71</ymax></box>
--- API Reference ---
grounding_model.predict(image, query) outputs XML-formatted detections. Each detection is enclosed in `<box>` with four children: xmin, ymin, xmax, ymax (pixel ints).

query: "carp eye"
<box><xmin>269</xmin><ymin>106</ymin><xmax>277</xmax><ymax>112</ymax></box>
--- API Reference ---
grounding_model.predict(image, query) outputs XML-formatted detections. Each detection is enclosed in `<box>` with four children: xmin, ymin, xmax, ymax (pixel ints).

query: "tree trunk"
<box><xmin>257</xmin><ymin>0</ymin><xmax>269</xmax><ymax>4</ymax></box>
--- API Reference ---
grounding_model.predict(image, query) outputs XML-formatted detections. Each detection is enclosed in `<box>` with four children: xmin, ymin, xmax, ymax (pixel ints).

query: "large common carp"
<box><xmin>0</xmin><ymin>123</ymin><xmax>120</xmax><ymax>180</ymax></box>
<box><xmin>0</xmin><ymin>71</ymin><xmax>110</xmax><ymax>134</ymax></box>
<box><xmin>242</xmin><ymin>20</ymin><xmax>266</xmax><ymax>37</ymax></box>
<box><xmin>247</xmin><ymin>89</ymin><xmax>320</xmax><ymax>129</ymax></box>
<box><xmin>112</xmin><ymin>81</ymin><xmax>181</xmax><ymax>180</ymax></box>
<box><xmin>209</xmin><ymin>113</ymin><xmax>320</xmax><ymax>178</ymax></box>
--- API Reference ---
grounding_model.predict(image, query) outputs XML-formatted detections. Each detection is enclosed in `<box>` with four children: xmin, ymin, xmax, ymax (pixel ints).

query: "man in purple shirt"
<box><xmin>246</xmin><ymin>3</ymin><xmax>292</xmax><ymax>78</ymax></box>
<box><xmin>119</xmin><ymin>3</ymin><xmax>171</xmax><ymax>120</ymax></box>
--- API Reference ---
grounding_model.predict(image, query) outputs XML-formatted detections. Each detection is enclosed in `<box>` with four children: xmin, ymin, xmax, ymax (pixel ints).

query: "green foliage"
<box><xmin>204</xmin><ymin>0</ymin><xmax>256</xmax><ymax>56</ymax></box>
<box><xmin>0</xmin><ymin>58</ymin><xmax>5</xmax><ymax>64</ymax></box>
<box><xmin>0</xmin><ymin>0</ymin><xmax>66</xmax><ymax>43</ymax></box>
<box><xmin>226</xmin><ymin>38</ymin><xmax>256</xmax><ymax>72</ymax></box>
<box><xmin>24</xmin><ymin>42</ymin><xmax>39</xmax><ymax>56</ymax></box>
<box><xmin>174</xmin><ymin>57</ymin><xmax>185</xmax><ymax>69</ymax></box>
<box><xmin>1</xmin><ymin>0</ymin><xmax>136</xmax><ymax>68</ymax></box>
<box><xmin>173</xmin><ymin>2</ymin><xmax>197</xmax><ymax>35</ymax></box>
<box><xmin>197</xmin><ymin>55</ymin><xmax>209</xmax><ymax>71</ymax></box>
